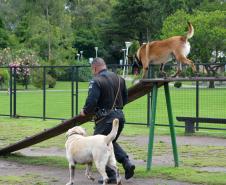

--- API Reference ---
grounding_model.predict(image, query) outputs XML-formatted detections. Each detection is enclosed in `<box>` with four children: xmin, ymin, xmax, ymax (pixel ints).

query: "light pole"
<box><xmin>77</xmin><ymin>53</ymin><xmax>80</xmax><ymax>62</ymax></box>
<box><xmin>122</xmin><ymin>48</ymin><xmax>126</xmax><ymax>77</ymax></box>
<box><xmin>94</xmin><ymin>47</ymin><xmax>98</xmax><ymax>58</ymax></box>
<box><xmin>124</xmin><ymin>41</ymin><xmax>132</xmax><ymax>77</ymax></box>
<box><xmin>80</xmin><ymin>51</ymin><xmax>83</xmax><ymax>61</ymax></box>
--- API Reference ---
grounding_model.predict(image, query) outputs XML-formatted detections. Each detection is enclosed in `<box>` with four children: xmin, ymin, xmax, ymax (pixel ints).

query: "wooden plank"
<box><xmin>0</xmin><ymin>80</ymin><xmax>163</xmax><ymax>155</ymax></box>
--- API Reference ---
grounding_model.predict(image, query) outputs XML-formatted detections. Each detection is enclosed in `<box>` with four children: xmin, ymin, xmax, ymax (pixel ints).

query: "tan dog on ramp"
<box><xmin>136</xmin><ymin>22</ymin><xmax>196</xmax><ymax>78</ymax></box>
<box><xmin>65</xmin><ymin>118</ymin><xmax>122</xmax><ymax>185</ymax></box>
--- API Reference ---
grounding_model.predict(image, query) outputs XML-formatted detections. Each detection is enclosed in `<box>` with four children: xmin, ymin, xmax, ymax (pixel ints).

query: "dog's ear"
<box><xmin>74</xmin><ymin>126</ymin><xmax>87</xmax><ymax>136</ymax></box>
<box><xmin>79</xmin><ymin>127</ymin><xmax>87</xmax><ymax>136</ymax></box>
<box><xmin>65</xmin><ymin>128</ymin><xmax>72</xmax><ymax>138</ymax></box>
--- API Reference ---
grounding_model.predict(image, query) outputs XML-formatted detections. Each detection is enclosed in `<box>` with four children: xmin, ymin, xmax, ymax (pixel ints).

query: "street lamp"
<box><xmin>80</xmin><ymin>51</ymin><xmax>83</xmax><ymax>60</ymax></box>
<box><xmin>124</xmin><ymin>41</ymin><xmax>132</xmax><ymax>77</ymax></box>
<box><xmin>122</xmin><ymin>48</ymin><xmax>126</xmax><ymax>77</ymax></box>
<box><xmin>94</xmin><ymin>47</ymin><xmax>98</xmax><ymax>58</ymax></box>
<box><xmin>76</xmin><ymin>53</ymin><xmax>80</xmax><ymax>62</ymax></box>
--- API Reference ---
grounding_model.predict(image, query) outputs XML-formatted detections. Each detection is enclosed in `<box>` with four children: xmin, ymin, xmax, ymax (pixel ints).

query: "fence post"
<box><xmin>196</xmin><ymin>64</ymin><xmax>200</xmax><ymax>131</ymax></box>
<box><xmin>43</xmin><ymin>67</ymin><xmax>46</xmax><ymax>120</ymax></box>
<box><xmin>13</xmin><ymin>67</ymin><xmax>17</xmax><ymax>117</ymax></box>
<box><xmin>9</xmin><ymin>67</ymin><xmax>13</xmax><ymax>117</ymax></box>
<box><xmin>75</xmin><ymin>66</ymin><xmax>79</xmax><ymax>115</ymax></box>
<box><xmin>71</xmin><ymin>66</ymin><xmax>75</xmax><ymax>117</ymax></box>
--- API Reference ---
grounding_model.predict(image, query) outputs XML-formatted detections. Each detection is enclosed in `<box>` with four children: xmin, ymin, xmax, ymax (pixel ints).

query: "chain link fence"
<box><xmin>0</xmin><ymin>63</ymin><xmax>226</xmax><ymax>131</ymax></box>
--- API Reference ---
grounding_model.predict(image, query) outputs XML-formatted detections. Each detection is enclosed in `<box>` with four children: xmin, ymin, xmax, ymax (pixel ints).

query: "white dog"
<box><xmin>65</xmin><ymin>118</ymin><xmax>122</xmax><ymax>185</ymax></box>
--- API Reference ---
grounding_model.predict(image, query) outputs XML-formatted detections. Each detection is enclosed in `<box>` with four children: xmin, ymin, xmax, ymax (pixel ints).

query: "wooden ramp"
<box><xmin>0</xmin><ymin>80</ymin><xmax>164</xmax><ymax>155</ymax></box>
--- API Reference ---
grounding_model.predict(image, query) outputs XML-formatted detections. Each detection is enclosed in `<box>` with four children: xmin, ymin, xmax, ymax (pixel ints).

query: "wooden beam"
<box><xmin>0</xmin><ymin>80</ymin><xmax>164</xmax><ymax>155</ymax></box>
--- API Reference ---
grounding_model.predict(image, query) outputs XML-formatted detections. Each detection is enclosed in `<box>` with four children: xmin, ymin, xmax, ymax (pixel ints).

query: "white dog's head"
<box><xmin>66</xmin><ymin>126</ymin><xmax>87</xmax><ymax>138</ymax></box>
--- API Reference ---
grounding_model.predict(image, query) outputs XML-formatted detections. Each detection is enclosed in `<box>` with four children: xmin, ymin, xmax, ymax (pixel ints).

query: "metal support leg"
<box><xmin>164</xmin><ymin>83</ymin><xmax>179</xmax><ymax>167</ymax></box>
<box><xmin>147</xmin><ymin>83</ymin><xmax>158</xmax><ymax>170</ymax></box>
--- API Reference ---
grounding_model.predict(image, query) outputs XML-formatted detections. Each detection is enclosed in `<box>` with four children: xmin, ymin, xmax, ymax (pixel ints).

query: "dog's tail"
<box><xmin>105</xmin><ymin>118</ymin><xmax>119</xmax><ymax>145</ymax></box>
<box><xmin>186</xmin><ymin>21</ymin><xmax>194</xmax><ymax>39</ymax></box>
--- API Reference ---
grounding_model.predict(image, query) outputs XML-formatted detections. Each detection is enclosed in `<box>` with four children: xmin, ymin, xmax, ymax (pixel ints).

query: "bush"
<box><xmin>0</xmin><ymin>68</ymin><xmax>9</xmax><ymax>89</ymax></box>
<box><xmin>56</xmin><ymin>61</ymin><xmax>92</xmax><ymax>82</ymax></box>
<box><xmin>47</xmin><ymin>75</ymin><xmax>56</xmax><ymax>88</ymax></box>
<box><xmin>32</xmin><ymin>69</ymin><xmax>56</xmax><ymax>89</ymax></box>
<box><xmin>174</xmin><ymin>81</ymin><xmax>182</xmax><ymax>88</ymax></box>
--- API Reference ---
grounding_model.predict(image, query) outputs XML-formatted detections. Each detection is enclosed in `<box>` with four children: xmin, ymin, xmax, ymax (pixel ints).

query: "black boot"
<box><xmin>122</xmin><ymin>158</ymin><xmax>135</xmax><ymax>180</ymax></box>
<box><xmin>98</xmin><ymin>177</ymin><xmax>117</xmax><ymax>184</ymax></box>
<box><xmin>98</xmin><ymin>166</ymin><xmax>117</xmax><ymax>184</ymax></box>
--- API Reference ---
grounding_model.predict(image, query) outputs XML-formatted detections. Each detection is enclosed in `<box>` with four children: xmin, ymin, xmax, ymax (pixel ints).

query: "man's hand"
<box><xmin>80</xmin><ymin>109</ymin><xmax>86</xmax><ymax>116</ymax></box>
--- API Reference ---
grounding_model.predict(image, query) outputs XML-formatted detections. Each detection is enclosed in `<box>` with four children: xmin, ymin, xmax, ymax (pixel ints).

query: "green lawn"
<box><xmin>0</xmin><ymin>117</ymin><xmax>226</xmax><ymax>185</ymax></box>
<box><xmin>0</xmin><ymin>81</ymin><xmax>226</xmax><ymax>127</ymax></box>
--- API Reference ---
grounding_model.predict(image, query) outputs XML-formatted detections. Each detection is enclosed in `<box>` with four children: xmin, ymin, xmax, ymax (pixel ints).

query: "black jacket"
<box><xmin>83</xmin><ymin>69</ymin><xmax>128</xmax><ymax>115</ymax></box>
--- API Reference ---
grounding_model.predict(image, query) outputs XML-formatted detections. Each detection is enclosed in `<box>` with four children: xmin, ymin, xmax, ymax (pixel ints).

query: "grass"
<box><xmin>0</xmin><ymin>173</ymin><xmax>50</xmax><ymax>185</ymax></box>
<box><xmin>1</xmin><ymin>81</ymin><xmax>226</xmax><ymax>127</ymax></box>
<box><xmin>0</xmin><ymin>117</ymin><xmax>226</xmax><ymax>185</ymax></box>
<box><xmin>135</xmin><ymin>166</ymin><xmax>226</xmax><ymax>185</ymax></box>
<box><xmin>0</xmin><ymin>80</ymin><xmax>226</xmax><ymax>184</ymax></box>
<box><xmin>1</xmin><ymin>152</ymin><xmax>226</xmax><ymax>185</ymax></box>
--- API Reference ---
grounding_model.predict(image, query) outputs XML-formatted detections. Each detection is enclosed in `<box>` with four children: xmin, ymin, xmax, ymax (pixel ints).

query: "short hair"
<box><xmin>91</xmin><ymin>57</ymin><xmax>106</xmax><ymax>66</ymax></box>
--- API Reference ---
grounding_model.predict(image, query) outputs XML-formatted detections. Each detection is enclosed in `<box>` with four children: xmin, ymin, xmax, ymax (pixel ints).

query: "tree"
<box><xmin>0</xmin><ymin>0</ymin><xmax>75</xmax><ymax>65</ymax></box>
<box><xmin>102</xmin><ymin>0</ymin><xmax>205</xmax><ymax>62</ymax></box>
<box><xmin>0</xmin><ymin>18</ymin><xmax>11</xmax><ymax>49</ymax></box>
<box><xmin>67</xmin><ymin>0</ymin><xmax>114</xmax><ymax>59</ymax></box>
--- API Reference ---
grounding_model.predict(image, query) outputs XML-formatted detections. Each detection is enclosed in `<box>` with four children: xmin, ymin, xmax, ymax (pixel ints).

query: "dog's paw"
<box><xmin>88</xmin><ymin>176</ymin><xmax>95</xmax><ymax>181</ymax></box>
<box><xmin>66</xmin><ymin>182</ymin><xmax>74</xmax><ymax>185</ymax></box>
<box><xmin>117</xmin><ymin>177</ymin><xmax>122</xmax><ymax>185</ymax></box>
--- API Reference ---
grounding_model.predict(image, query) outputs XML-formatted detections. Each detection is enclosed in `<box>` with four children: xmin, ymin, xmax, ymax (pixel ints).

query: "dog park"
<box><xmin>0</xmin><ymin>63</ymin><xmax>226</xmax><ymax>185</ymax></box>
<box><xmin>0</xmin><ymin>0</ymin><xmax>226</xmax><ymax>185</ymax></box>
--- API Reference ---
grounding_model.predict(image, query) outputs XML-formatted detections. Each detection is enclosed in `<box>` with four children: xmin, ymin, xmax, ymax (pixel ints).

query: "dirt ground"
<box><xmin>1</xmin><ymin>135</ymin><xmax>226</xmax><ymax>185</ymax></box>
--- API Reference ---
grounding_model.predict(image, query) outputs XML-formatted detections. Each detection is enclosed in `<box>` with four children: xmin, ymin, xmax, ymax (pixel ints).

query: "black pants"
<box><xmin>94</xmin><ymin>110</ymin><xmax>128</xmax><ymax>164</ymax></box>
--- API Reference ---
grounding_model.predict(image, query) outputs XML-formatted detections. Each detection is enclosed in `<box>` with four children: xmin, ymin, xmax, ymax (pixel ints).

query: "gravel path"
<box><xmin>1</xmin><ymin>135</ymin><xmax>226</xmax><ymax>185</ymax></box>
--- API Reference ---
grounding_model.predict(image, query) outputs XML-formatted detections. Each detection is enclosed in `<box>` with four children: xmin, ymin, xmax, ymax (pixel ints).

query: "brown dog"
<box><xmin>135</xmin><ymin>22</ymin><xmax>196</xmax><ymax>78</ymax></box>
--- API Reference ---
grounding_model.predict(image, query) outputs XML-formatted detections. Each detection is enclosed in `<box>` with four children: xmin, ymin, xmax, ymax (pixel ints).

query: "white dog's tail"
<box><xmin>105</xmin><ymin>118</ymin><xmax>119</xmax><ymax>145</ymax></box>
<box><xmin>186</xmin><ymin>22</ymin><xmax>194</xmax><ymax>39</ymax></box>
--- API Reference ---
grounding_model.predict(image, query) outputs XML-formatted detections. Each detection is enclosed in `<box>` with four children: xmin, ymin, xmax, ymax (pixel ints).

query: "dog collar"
<box><xmin>66</xmin><ymin>132</ymin><xmax>77</xmax><ymax>139</ymax></box>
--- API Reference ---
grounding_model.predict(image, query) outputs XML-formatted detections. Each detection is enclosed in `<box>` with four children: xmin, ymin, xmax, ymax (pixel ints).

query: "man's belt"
<box><xmin>95</xmin><ymin>108</ymin><xmax>122</xmax><ymax>120</ymax></box>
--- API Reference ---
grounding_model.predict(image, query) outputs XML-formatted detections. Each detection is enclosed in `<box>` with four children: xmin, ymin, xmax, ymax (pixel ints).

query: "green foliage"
<box><xmin>129</xmin><ymin>40</ymin><xmax>140</xmax><ymax>55</ymax></box>
<box><xmin>32</xmin><ymin>69</ymin><xmax>56</xmax><ymax>89</ymax></box>
<box><xmin>0</xmin><ymin>0</ymin><xmax>224</xmax><ymax>64</ymax></box>
<box><xmin>0</xmin><ymin>18</ymin><xmax>11</xmax><ymax>49</ymax></box>
<box><xmin>0</xmin><ymin>68</ymin><xmax>9</xmax><ymax>89</ymax></box>
<box><xmin>174</xmin><ymin>81</ymin><xmax>182</xmax><ymax>88</ymax></box>
<box><xmin>0</xmin><ymin>48</ymin><xmax>42</xmax><ymax>89</ymax></box>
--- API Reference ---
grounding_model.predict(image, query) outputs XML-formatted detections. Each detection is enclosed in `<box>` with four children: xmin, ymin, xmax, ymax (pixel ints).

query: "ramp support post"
<box><xmin>146</xmin><ymin>82</ymin><xmax>179</xmax><ymax>170</ymax></box>
<box><xmin>147</xmin><ymin>82</ymin><xmax>158</xmax><ymax>170</ymax></box>
<box><xmin>164</xmin><ymin>83</ymin><xmax>179</xmax><ymax>167</ymax></box>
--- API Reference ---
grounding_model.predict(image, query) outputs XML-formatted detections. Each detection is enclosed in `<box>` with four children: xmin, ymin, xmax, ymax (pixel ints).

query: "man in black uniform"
<box><xmin>80</xmin><ymin>57</ymin><xmax>135</xmax><ymax>184</ymax></box>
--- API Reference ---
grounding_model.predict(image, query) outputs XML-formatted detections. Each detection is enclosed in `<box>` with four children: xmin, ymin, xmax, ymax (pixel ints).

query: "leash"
<box><xmin>95</xmin><ymin>75</ymin><xmax>121</xmax><ymax>124</ymax></box>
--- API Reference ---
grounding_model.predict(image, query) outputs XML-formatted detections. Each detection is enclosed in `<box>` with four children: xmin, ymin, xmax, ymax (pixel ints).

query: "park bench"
<box><xmin>176</xmin><ymin>116</ymin><xmax>226</xmax><ymax>134</ymax></box>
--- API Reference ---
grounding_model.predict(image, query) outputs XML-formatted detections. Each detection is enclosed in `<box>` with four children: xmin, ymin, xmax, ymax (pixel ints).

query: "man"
<box><xmin>80</xmin><ymin>57</ymin><xmax>135</xmax><ymax>184</ymax></box>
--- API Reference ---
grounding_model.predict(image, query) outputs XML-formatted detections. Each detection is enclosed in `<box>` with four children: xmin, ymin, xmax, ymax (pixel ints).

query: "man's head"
<box><xmin>91</xmin><ymin>57</ymin><xmax>107</xmax><ymax>75</ymax></box>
